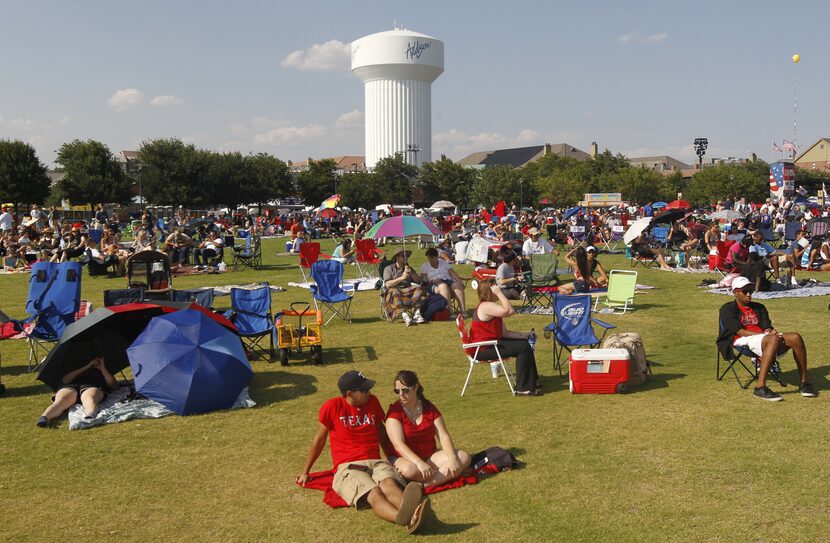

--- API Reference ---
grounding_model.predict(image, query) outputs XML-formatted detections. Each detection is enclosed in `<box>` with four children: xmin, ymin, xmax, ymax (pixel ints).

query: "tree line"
<box><xmin>0</xmin><ymin>137</ymin><xmax>802</xmax><ymax>212</ymax></box>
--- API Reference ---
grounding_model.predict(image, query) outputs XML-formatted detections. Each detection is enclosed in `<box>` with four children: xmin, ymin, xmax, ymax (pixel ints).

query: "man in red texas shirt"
<box><xmin>296</xmin><ymin>371</ymin><xmax>429</xmax><ymax>533</ymax></box>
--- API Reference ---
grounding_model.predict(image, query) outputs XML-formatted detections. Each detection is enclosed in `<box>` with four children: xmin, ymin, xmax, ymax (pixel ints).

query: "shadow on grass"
<box><xmin>249</xmin><ymin>371</ymin><xmax>317</xmax><ymax>405</ymax></box>
<box><xmin>419</xmin><ymin>508</ymin><xmax>478</xmax><ymax>536</ymax></box>
<box><xmin>629</xmin><ymin>371</ymin><xmax>686</xmax><ymax>393</ymax></box>
<box><xmin>1</xmin><ymin>382</ymin><xmax>50</xmax><ymax>399</ymax></box>
<box><xmin>280</xmin><ymin>346</ymin><xmax>379</xmax><ymax>367</ymax></box>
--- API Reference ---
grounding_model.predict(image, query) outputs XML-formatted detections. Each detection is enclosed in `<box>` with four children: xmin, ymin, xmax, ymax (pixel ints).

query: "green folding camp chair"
<box><xmin>593</xmin><ymin>269</ymin><xmax>637</xmax><ymax>314</ymax></box>
<box><xmin>523</xmin><ymin>252</ymin><xmax>559</xmax><ymax>309</ymax></box>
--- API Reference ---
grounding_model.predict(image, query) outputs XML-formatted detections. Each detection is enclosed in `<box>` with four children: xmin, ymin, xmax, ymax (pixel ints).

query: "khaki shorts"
<box><xmin>332</xmin><ymin>459</ymin><xmax>404</xmax><ymax>508</ymax></box>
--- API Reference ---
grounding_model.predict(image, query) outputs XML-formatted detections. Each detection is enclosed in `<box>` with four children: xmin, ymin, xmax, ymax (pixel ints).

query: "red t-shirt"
<box><xmin>318</xmin><ymin>395</ymin><xmax>385</xmax><ymax>469</ymax></box>
<box><xmin>467</xmin><ymin>305</ymin><xmax>503</xmax><ymax>356</ymax></box>
<box><xmin>290</xmin><ymin>222</ymin><xmax>304</xmax><ymax>239</ymax></box>
<box><xmin>734</xmin><ymin>304</ymin><xmax>763</xmax><ymax>342</ymax></box>
<box><xmin>385</xmin><ymin>401</ymin><xmax>442</xmax><ymax>460</ymax></box>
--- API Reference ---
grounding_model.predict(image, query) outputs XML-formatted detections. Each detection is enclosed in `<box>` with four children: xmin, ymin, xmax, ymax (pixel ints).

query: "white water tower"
<box><xmin>351</xmin><ymin>28</ymin><xmax>444</xmax><ymax>169</ymax></box>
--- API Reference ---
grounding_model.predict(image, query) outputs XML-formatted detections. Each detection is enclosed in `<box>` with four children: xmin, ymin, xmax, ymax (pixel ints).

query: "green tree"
<box><xmin>532</xmin><ymin>171</ymin><xmax>585</xmax><ymax>207</ymax></box>
<box><xmin>298</xmin><ymin>158</ymin><xmax>337</xmax><ymax>205</ymax></box>
<box><xmin>204</xmin><ymin>151</ymin><xmax>248</xmax><ymax>210</ymax></box>
<box><xmin>471</xmin><ymin>165</ymin><xmax>524</xmax><ymax>208</ymax></box>
<box><xmin>55</xmin><ymin>139</ymin><xmax>132</xmax><ymax>207</ymax></box>
<box><xmin>138</xmin><ymin>138</ymin><xmax>209</xmax><ymax>206</ymax></box>
<box><xmin>0</xmin><ymin>139</ymin><xmax>51</xmax><ymax>211</ymax></box>
<box><xmin>373</xmin><ymin>154</ymin><xmax>418</xmax><ymax>204</ymax></box>
<box><xmin>246</xmin><ymin>153</ymin><xmax>292</xmax><ymax>202</ymax></box>
<box><xmin>418</xmin><ymin>156</ymin><xmax>478</xmax><ymax>208</ymax></box>
<box><xmin>609</xmin><ymin>166</ymin><xmax>675</xmax><ymax>204</ymax></box>
<box><xmin>340</xmin><ymin>171</ymin><xmax>382</xmax><ymax>209</ymax></box>
<box><xmin>686</xmin><ymin>162</ymin><xmax>769</xmax><ymax>206</ymax></box>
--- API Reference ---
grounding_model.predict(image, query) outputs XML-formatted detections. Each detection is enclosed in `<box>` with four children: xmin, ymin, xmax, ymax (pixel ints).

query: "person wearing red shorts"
<box><xmin>296</xmin><ymin>371</ymin><xmax>429</xmax><ymax>533</ymax></box>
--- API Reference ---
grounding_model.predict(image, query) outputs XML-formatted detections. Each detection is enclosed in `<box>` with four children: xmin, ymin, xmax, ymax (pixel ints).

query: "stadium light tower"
<box><xmin>694</xmin><ymin>138</ymin><xmax>708</xmax><ymax>170</ymax></box>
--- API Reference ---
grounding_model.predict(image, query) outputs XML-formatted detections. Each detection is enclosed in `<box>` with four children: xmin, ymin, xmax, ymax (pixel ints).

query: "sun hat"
<box><xmin>389</xmin><ymin>247</ymin><xmax>412</xmax><ymax>259</ymax></box>
<box><xmin>528</xmin><ymin>227</ymin><xmax>540</xmax><ymax>236</ymax></box>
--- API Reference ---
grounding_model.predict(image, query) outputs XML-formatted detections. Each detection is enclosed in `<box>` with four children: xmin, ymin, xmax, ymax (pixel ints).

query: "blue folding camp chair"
<box><xmin>103</xmin><ymin>288</ymin><xmax>145</xmax><ymax>307</ymax></box>
<box><xmin>544</xmin><ymin>294</ymin><xmax>615</xmax><ymax>376</ymax></box>
<box><xmin>224</xmin><ymin>283</ymin><xmax>275</xmax><ymax>360</ymax></box>
<box><xmin>310</xmin><ymin>260</ymin><xmax>356</xmax><ymax>325</ymax></box>
<box><xmin>171</xmin><ymin>288</ymin><xmax>215</xmax><ymax>309</ymax></box>
<box><xmin>19</xmin><ymin>261</ymin><xmax>82</xmax><ymax>371</ymax></box>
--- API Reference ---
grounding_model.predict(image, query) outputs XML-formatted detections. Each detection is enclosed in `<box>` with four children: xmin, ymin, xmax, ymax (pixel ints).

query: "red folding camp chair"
<box><xmin>298</xmin><ymin>242</ymin><xmax>330</xmax><ymax>281</ymax></box>
<box><xmin>354</xmin><ymin>239</ymin><xmax>383</xmax><ymax>278</ymax></box>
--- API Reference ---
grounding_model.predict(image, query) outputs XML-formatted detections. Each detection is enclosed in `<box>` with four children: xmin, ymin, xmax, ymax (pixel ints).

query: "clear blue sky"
<box><xmin>1</xmin><ymin>0</ymin><xmax>826</xmax><ymax>167</ymax></box>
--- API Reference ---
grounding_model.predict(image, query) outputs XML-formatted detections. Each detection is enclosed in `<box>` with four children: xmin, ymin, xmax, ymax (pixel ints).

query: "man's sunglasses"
<box><xmin>393</xmin><ymin>386</ymin><xmax>414</xmax><ymax>395</ymax></box>
<box><xmin>739</xmin><ymin>286</ymin><xmax>755</xmax><ymax>294</ymax></box>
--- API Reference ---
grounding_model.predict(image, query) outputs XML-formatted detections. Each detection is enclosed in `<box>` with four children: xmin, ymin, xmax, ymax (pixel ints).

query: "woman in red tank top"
<box><xmin>469</xmin><ymin>281</ymin><xmax>540</xmax><ymax>395</ymax></box>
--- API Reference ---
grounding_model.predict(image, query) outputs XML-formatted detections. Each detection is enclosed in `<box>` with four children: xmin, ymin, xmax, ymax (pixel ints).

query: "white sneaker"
<box><xmin>791</xmin><ymin>276</ymin><xmax>799</xmax><ymax>286</ymax></box>
<box><xmin>413</xmin><ymin>309</ymin><xmax>426</xmax><ymax>324</ymax></box>
<box><xmin>401</xmin><ymin>312</ymin><xmax>414</xmax><ymax>326</ymax></box>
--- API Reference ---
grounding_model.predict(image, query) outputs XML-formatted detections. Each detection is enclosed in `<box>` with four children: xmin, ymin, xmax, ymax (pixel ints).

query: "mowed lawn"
<box><xmin>1</xmin><ymin>237</ymin><xmax>828</xmax><ymax>542</ymax></box>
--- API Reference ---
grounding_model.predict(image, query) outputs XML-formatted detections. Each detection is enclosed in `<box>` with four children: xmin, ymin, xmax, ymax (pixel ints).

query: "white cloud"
<box><xmin>335</xmin><ymin>109</ymin><xmax>363</xmax><ymax>128</ymax></box>
<box><xmin>516</xmin><ymin>129</ymin><xmax>540</xmax><ymax>144</ymax></box>
<box><xmin>60</xmin><ymin>116</ymin><xmax>72</xmax><ymax>125</ymax></box>
<box><xmin>253</xmin><ymin>124</ymin><xmax>327</xmax><ymax>145</ymax></box>
<box><xmin>281</xmin><ymin>39</ymin><xmax>351</xmax><ymax>71</ymax></box>
<box><xmin>107</xmin><ymin>88</ymin><xmax>144</xmax><ymax>111</ymax></box>
<box><xmin>150</xmin><ymin>94</ymin><xmax>184</xmax><ymax>107</ymax></box>
<box><xmin>617</xmin><ymin>31</ymin><xmax>668</xmax><ymax>44</ymax></box>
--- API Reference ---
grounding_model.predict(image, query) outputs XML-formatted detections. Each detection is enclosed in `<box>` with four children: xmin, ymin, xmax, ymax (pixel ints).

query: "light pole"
<box><xmin>694</xmin><ymin>138</ymin><xmax>708</xmax><ymax>171</ymax></box>
<box><xmin>405</xmin><ymin>144</ymin><xmax>421</xmax><ymax>165</ymax></box>
<box><xmin>135</xmin><ymin>163</ymin><xmax>145</xmax><ymax>210</ymax></box>
<box><xmin>519</xmin><ymin>178</ymin><xmax>523</xmax><ymax>210</ymax></box>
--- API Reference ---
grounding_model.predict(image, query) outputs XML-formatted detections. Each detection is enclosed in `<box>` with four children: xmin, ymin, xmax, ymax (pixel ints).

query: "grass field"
<box><xmin>2</xmin><ymin>238</ymin><xmax>828</xmax><ymax>542</ymax></box>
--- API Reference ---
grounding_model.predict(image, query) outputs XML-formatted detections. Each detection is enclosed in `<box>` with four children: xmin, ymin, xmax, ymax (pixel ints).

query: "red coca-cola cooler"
<box><xmin>569</xmin><ymin>348</ymin><xmax>630</xmax><ymax>394</ymax></box>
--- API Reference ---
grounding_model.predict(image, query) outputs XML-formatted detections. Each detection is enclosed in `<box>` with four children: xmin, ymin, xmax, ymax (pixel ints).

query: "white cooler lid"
<box><xmin>570</xmin><ymin>348</ymin><xmax>630</xmax><ymax>360</ymax></box>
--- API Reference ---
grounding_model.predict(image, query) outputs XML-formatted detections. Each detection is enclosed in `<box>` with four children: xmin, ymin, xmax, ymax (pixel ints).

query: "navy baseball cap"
<box><xmin>338</xmin><ymin>371</ymin><xmax>375</xmax><ymax>394</ymax></box>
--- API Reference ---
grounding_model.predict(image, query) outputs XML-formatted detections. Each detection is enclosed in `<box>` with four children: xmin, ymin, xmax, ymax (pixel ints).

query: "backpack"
<box><xmin>601</xmin><ymin>332</ymin><xmax>648</xmax><ymax>385</ymax></box>
<box><xmin>470</xmin><ymin>446</ymin><xmax>521</xmax><ymax>472</ymax></box>
<box><xmin>419</xmin><ymin>294</ymin><xmax>448</xmax><ymax>322</ymax></box>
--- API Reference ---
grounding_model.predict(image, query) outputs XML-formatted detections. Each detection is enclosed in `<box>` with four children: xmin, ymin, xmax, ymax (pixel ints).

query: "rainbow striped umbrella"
<box><xmin>321</xmin><ymin>194</ymin><xmax>341</xmax><ymax>209</ymax></box>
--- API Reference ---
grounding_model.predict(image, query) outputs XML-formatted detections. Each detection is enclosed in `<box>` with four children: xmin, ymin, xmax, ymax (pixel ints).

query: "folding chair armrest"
<box><xmin>309</xmin><ymin>285</ymin><xmax>319</xmax><ymax>294</ymax></box>
<box><xmin>463</xmin><ymin>340</ymin><xmax>499</xmax><ymax>349</ymax></box>
<box><xmin>591</xmin><ymin>317</ymin><xmax>616</xmax><ymax>330</ymax></box>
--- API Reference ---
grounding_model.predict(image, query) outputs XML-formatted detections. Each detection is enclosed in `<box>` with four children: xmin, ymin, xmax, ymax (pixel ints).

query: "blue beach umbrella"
<box><xmin>127</xmin><ymin>308</ymin><xmax>252</xmax><ymax>415</ymax></box>
<box><xmin>563</xmin><ymin>206</ymin><xmax>582</xmax><ymax>220</ymax></box>
<box><xmin>652</xmin><ymin>201</ymin><xmax>668</xmax><ymax>209</ymax></box>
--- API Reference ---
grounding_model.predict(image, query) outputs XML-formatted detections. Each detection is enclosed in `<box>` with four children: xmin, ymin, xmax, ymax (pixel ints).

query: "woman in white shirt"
<box><xmin>418</xmin><ymin>248</ymin><xmax>466</xmax><ymax>314</ymax></box>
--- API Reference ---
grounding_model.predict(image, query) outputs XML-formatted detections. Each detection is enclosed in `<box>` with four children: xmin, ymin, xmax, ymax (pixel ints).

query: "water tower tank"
<box><xmin>351</xmin><ymin>29</ymin><xmax>444</xmax><ymax>169</ymax></box>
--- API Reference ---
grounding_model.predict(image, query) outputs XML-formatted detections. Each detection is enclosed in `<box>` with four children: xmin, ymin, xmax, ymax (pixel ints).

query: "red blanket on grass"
<box><xmin>299</xmin><ymin>465</ymin><xmax>498</xmax><ymax>508</ymax></box>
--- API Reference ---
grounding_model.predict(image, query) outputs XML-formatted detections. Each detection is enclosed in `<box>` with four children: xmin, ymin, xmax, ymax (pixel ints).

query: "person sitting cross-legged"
<box><xmin>716</xmin><ymin>276</ymin><xmax>817</xmax><ymax>401</ymax></box>
<box><xmin>385</xmin><ymin>370</ymin><xmax>471</xmax><ymax>486</ymax></box>
<box><xmin>296</xmin><ymin>371</ymin><xmax>430</xmax><ymax>534</ymax></box>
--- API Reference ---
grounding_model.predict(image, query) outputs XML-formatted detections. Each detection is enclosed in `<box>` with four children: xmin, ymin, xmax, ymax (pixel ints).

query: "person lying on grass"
<box><xmin>385</xmin><ymin>370</ymin><xmax>471</xmax><ymax>486</ymax></box>
<box><xmin>37</xmin><ymin>355</ymin><xmax>118</xmax><ymax>427</ymax></box>
<box><xmin>716</xmin><ymin>276</ymin><xmax>817</xmax><ymax>402</ymax></box>
<box><xmin>296</xmin><ymin>370</ymin><xmax>429</xmax><ymax>534</ymax></box>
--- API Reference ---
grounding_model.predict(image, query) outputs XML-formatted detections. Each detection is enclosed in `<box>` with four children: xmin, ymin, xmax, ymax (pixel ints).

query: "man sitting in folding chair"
<box><xmin>716</xmin><ymin>276</ymin><xmax>816</xmax><ymax>402</ymax></box>
<box><xmin>629</xmin><ymin>232</ymin><xmax>672</xmax><ymax>270</ymax></box>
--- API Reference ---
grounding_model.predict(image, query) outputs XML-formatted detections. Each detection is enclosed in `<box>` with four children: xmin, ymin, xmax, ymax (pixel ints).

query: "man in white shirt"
<box><xmin>0</xmin><ymin>207</ymin><xmax>12</xmax><ymax>233</ymax></box>
<box><xmin>521</xmin><ymin>227</ymin><xmax>554</xmax><ymax>256</ymax></box>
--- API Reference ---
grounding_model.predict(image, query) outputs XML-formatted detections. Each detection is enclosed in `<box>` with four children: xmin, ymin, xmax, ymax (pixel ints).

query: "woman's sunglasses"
<box><xmin>393</xmin><ymin>386</ymin><xmax>414</xmax><ymax>395</ymax></box>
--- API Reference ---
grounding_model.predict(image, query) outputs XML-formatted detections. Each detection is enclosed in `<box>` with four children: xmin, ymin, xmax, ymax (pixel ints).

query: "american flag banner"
<box><xmin>782</xmin><ymin>140</ymin><xmax>798</xmax><ymax>158</ymax></box>
<box><xmin>769</xmin><ymin>162</ymin><xmax>795</xmax><ymax>198</ymax></box>
<box><xmin>772</xmin><ymin>142</ymin><xmax>783</xmax><ymax>152</ymax></box>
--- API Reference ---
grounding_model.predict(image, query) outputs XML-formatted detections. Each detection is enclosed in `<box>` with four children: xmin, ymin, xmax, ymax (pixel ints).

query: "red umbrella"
<box><xmin>665</xmin><ymin>199</ymin><xmax>691</xmax><ymax>210</ymax></box>
<box><xmin>539</xmin><ymin>197</ymin><xmax>553</xmax><ymax>205</ymax></box>
<box><xmin>318</xmin><ymin>208</ymin><xmax>338</xmax><ymax>219</ymax></box>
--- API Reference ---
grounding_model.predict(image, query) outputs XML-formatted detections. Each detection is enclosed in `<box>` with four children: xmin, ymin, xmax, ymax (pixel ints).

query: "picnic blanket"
<box><xmin>67</xmin><ymin>385</ymin><xmax>255</xmax><ymax>430</ymax></box>
<box><xmin>299</xmin><ymin>464</ymin><xmax>498</xmax><ymax>508</ymax></box>
<box><xmin>211</xmin><ymin>283</ymin><xmax>286</xmax><ymax>296</ymax></box>
<box><xmin>288</xmin><ymin>278</ymin><xmax>377</xmax><ymax>292</ymax></box>
<box><xmin>655</xmin><ymin>266</ymin><xmax>712</xmax><ymax>274</ymax></box>
<box><xmin>705</xmin><ymin>280</ymin><xmax>830</xmax><ymax>299</ymax></box>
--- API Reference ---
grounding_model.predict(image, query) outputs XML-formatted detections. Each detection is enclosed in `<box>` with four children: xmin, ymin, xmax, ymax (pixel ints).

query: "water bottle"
<box><xmin>491</xmin><ymin>363</ymin><xmax>500</xmax><ymax>378</ymax></box>
<box><xmin>528</xmin><ymin>328</ymin><xmax>537</xmax><ymax>351</ymax></box>
<box><xmin>217</xmin><ymin>261</ymin><xmax>227</xmax><ymax>272</ymax></box>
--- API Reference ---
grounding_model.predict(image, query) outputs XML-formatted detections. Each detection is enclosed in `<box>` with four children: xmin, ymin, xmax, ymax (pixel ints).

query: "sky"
<box><xmin>1</xmin><ymin>0</ymin><xmax>828</xmax><ymax>169</ymax></box>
